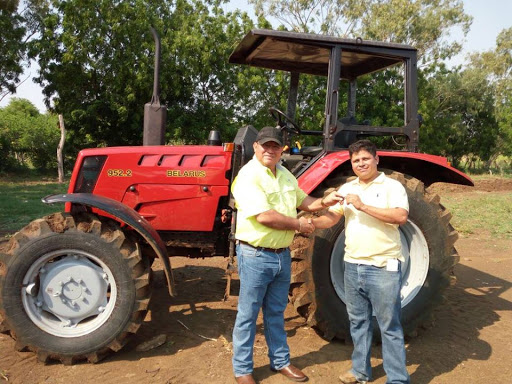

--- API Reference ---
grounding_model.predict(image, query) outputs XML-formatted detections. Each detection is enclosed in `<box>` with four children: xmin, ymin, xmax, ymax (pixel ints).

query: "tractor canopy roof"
<box><xmin>229</xmin><ymin>29</ymin><xmax>417</xmax><ymax>79</ymax></box>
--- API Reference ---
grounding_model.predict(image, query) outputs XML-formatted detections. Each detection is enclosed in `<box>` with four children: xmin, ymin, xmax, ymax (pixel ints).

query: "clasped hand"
<box><xmin>297</xmin><ymin>216</ymin><xmax>315</xmax><ymax>234</ymax></box>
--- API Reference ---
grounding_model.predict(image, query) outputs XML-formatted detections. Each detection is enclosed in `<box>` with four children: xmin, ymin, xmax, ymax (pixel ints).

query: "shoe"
<box><xmin>338</xmin><ymin>370</ymin><xmax>368</xmax><ymax>384</ymax></box>
<box><xmin>271</xmin><ymin>364</ymin><xmax>308</xmax><ymax>382</ymax></box>
<box><xmin>235</xmin><ymin>373</ymin><xmax>256</xmax><ymax>384</ymax></box>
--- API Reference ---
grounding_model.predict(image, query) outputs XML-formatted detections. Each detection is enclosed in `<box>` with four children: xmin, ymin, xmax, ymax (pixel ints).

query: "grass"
<box><xmin>0</xmin><ymin>179</ymin><xmax>68</xmax><ymax>234</ymax></box>
<box><xmin>442</xmin><ymin>191</ymin><xmax>512</xmax><ymax>239</ymax></box>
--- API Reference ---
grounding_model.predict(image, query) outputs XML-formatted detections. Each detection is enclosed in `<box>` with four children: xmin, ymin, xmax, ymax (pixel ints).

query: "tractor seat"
<box><xmin>300</xmin><ymin>146</ymin><xmax>323</xmax><ymax>157</ymax></box>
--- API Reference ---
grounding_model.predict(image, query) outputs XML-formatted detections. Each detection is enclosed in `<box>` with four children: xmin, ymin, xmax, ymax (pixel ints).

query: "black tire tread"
<box><xmin>0</xmin><ymin>212</ymin><xmax>152</xmax><ymax>364</ymax></box>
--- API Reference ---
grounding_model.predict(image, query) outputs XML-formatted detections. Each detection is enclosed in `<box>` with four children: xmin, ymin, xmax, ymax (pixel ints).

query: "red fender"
<box><xmin>298</xmin><ymin>150</ymin><xmax>473</xmax><ymax>194</ymax></box>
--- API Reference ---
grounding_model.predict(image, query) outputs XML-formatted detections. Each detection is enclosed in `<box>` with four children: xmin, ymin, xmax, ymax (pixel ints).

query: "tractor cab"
<box><xmin>229</xmin><ymin>29</ymin><xmax>420</xmax><ymax>174</ymax></box>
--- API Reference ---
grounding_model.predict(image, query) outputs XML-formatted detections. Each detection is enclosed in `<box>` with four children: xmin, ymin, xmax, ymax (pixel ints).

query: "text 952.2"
<box><xmin>106</xmin><ymin>169</ymin><xmax>132</xmax><ymax>177</ymax></box>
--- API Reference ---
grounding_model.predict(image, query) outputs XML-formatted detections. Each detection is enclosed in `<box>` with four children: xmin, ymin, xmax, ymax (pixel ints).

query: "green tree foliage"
<box><xmin>250</xmin><ymin>0</ymin><xmax>471</xmax><ymax>63</ymax></box>
<box><xmin>467</xmin><ymin>28</ymin><xmax>512</xmax><ymax>162</ymax></box>
<box><xmin>0</xmin><ymin>0</ymin><xmax>26</xmax><ymax>98</ymax></box>
<box><xmin>0</xmin><ymin>98</ymin><xmax>60</xmax><ymax>171</ymax></box>
<box><xmin>28</xmin><ymin>0</ymin><xmax>258</xmax><ymax>151</ymax></box>
<box><xmin>419</xmin><ymin>67</ymin><xmax>498</xmax><ymax>168</ymax></box>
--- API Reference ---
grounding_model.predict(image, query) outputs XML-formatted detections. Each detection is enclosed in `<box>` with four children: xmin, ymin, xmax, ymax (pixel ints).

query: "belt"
<box><xmin>236</xmin><ymin>240</ymin><xmax>288</xmax><ymax>254</ymax></box>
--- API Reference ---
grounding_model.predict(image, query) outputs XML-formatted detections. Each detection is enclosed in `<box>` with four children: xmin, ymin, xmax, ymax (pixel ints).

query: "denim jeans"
<box><xmin>232</xmin><ymin>243</ymin><xmax>291</xmax><ymax>376</ymax></box>
<box><xmin>344</xmin><ymin>261</ymin><xmax>410</xmax><ymax>384</ymax></box>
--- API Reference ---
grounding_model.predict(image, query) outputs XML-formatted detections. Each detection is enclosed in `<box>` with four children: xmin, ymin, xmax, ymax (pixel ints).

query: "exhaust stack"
<box><xmin>143</xmin><ymin>27</ymin><xmax>167</xmax><ymax>146</ymax></box>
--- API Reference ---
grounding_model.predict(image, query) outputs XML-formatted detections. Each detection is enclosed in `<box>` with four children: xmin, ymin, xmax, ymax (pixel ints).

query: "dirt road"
<box><xmin>1</xmin><ymin>180</ymin><xmax>511</xmax><ymax>384</ymax></box>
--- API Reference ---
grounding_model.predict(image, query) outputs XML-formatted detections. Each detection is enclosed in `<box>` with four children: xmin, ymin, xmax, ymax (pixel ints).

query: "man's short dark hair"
<box><xmin>348</xmin><ymin>140</ymin><xmax>377</xmax><ymax>158</ymax></box>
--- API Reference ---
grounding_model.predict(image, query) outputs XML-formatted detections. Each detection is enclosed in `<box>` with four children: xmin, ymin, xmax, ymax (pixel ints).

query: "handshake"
<box><xmin>297</xmin><ymin>216</ymin><xmax>315</xmax><ymax>234</ymax></box>
<box><xmin>296</xmin><ymin>191</ymin><xmax>345</xmax><ymax>234</ymax></box>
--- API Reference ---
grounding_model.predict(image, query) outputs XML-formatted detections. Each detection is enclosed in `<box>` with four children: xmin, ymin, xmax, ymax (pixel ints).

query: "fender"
<box><xmin>42</xmin><ymin>193</ymin><xmax>176</xmax><ymax>297</ymax></box>
<box><xmin>298</xmin><ymin>150</ymin><xmax>474</xmax><ymax>194</ymax></box>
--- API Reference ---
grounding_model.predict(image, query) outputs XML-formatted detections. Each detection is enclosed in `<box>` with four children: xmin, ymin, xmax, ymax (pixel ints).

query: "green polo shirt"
<box><xmin>232</xmin><ymin>157</ymin><xmax>307</xmax><ymax>249</ymax></box>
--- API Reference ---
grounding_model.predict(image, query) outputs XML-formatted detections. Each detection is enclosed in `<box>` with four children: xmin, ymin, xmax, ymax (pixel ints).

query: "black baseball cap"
<box><xmin>255</xmin><ymin>126</ymin><xmax>283</xmax><ymax>146</ymax></box>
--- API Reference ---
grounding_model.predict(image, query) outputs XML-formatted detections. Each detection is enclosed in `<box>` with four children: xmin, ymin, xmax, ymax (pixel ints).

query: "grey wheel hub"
<box><xmin>22</xmin><ymin>250</ymin><xmax>117</xmax><ymax>337</ymax></box>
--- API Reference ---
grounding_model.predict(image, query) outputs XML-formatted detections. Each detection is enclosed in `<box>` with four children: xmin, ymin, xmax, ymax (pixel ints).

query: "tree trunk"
<box><xmin>57</xmin><ymin>114</ymin><xmax>66</xmax><ymax>183</ymax></box>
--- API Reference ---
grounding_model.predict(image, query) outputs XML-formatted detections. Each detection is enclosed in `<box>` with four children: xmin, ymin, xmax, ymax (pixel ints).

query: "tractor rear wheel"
<box><xmin>0</xmin><ymin>212</ymin><xmax>151</xmax><ymax>364</ymax></box>
<box><xmin>290</xmin><ymin>171</ymin><xmax>458</xmax><ymax>340</ymax></box>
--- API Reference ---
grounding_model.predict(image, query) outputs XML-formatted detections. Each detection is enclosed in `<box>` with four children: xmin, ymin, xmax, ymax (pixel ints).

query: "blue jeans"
<box><xmin>344</xmin><ymin>261</ymin><xmax>410</xmax><ymax>384</ymax></box>
<box><xmin>232</xmin><ymin>243</ymin><xmax>291</xmax><ymax>376</ymax></box>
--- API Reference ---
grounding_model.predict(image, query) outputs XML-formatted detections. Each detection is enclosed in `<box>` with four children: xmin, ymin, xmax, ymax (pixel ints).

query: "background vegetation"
<box><xmin>0</xmin><ymin>0</ymin><xmax>511</xmax><ymax>176</ymax></box>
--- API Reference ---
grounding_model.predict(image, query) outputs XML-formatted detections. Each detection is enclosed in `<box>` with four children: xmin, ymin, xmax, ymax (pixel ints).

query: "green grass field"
<box><xmin>443</xmin><ymin>191</ymin><xmax>512</xmax><ymax>239</ymax></box>
<box><xmin>0</xmin><ymin>180</ymin><xmax>68</xmax><ymax>233</ymax></box>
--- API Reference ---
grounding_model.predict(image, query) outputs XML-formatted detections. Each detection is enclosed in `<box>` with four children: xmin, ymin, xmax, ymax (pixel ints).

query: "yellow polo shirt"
<box><xmin>329</xmin><ymin>172</ymin><xmax>409</xmax><ymax>267</ymax></box>
<box><xmin>232</xmin><ymin>157</ymin><xmax>307</xmax><ymax>249</ymax></box>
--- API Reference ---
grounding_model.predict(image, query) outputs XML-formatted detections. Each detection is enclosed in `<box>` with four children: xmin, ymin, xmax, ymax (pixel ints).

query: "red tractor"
<box><xmin>0</xmin><ymin>29</ymin><xmax>472</xmax><ymax>364</ymax></box>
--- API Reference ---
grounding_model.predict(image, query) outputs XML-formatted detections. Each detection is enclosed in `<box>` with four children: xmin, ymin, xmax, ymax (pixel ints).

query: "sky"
<box><xmin>1</xmin><ymin>0</ymin><xmax>510</xmax><ymax>113</ymax></box>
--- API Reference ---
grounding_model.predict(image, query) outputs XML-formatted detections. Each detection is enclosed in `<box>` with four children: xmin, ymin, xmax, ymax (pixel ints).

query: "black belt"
<box><xmin>237</xmin><ymin>240</ymin><xmax>288</xmax><ymax>254</ymax></box>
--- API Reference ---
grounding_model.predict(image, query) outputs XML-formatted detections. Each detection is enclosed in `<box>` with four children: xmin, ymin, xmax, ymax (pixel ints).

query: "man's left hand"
<box><xmin>322</xmin><ymin>191</ymin><xmax>345</xmax><ymax>207</ymax></box>
<box><xmin>345</xmin><ymin>193</ymin><xmax>364</xmax><ymax>210</ymax></box>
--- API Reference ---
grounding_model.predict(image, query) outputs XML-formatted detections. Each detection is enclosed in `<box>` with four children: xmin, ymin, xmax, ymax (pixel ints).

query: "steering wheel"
<box><xmin>269</xmin><ymin>107</ymin><xmax>301</xmax><ymax>135</ymax></box>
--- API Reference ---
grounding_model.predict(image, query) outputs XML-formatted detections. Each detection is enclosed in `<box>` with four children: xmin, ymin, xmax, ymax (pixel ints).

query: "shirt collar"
<box><xmin>354</xmin><ymin>171</ymin><xmax>385</xmax><ymax>186</ymax></box>
<box><xmin>251</xmin><ymin>155</ymin><xmax>283</xmax><ymax>177</ymax></box>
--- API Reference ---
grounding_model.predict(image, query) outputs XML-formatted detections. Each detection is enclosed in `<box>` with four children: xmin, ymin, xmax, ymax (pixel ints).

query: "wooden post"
<box><xmin>57</xmin><ymin>114</ymin><xmax>66</xmax><ymax>183</ymax></box>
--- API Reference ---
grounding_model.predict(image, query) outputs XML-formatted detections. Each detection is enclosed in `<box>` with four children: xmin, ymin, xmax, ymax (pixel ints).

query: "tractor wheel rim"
<box><xmin>329</xmin><ymin>219</ymin><xmax>429</xmax><ymax>308</ymax></box>
<box><xmin>21</xmin><ymin>249</ymin><xmax>117</xmax><ymax>338</ymax></box>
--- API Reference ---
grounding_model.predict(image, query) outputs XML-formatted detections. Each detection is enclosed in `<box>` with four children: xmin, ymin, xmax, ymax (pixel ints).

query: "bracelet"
<box><xmin>298</xmin><ymin>220</ymin><xmax>302</xmax><ymax>233</ymax></box>
<box><xmin>320</xmin><ymin>197</ymin><xmax>328</xmax><ymax>207</ymax></box>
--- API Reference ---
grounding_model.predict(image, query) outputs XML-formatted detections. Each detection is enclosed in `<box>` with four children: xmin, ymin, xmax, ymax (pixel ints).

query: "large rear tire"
<box><xmin>290</xmin><ymin>171</ymin><xmax>458</xmax><ymax>340</ymax></box>
<box><xmin>0</xmin><ymin>212</ymin><xmax>152</xmax><ymax>364</ymax></box>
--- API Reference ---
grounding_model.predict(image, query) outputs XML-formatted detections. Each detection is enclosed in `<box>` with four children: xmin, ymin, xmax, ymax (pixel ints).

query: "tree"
<box><xmin>0</xmin><ymin>98</ymin><xmax>60</xmax><ymax>171</ymax></box>
<box><xmin>249</xmin><ymin>0</ymin><xmax>368</xmax><ymax>35</ymax></box>
<box><xmin>467</xmin><ymin>27</ymin><xmax>512</xmax><ymax>164</ymax></box>
<box><xmin>0</xmin><ymin>0</ymin><xmax>26</xmax><ymax>100</ymax></box>
<box><xmin>28</xmin><ymin>0</ymin><xmax>259</xmax><ymax>152</ymax></box>
<box><xmin>419</xmin><ymin>66</ymin><xmax>498</xmax><ymax>169</ymax></box>
<box><xmin>249</xmin><ymin>0</ymin><xmax>471</xmax><ymax>64</ymax></box>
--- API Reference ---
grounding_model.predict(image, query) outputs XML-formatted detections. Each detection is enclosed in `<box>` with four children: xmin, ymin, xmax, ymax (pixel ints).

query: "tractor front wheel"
<box><xmin>0</xmin><ymin>212</ymin><xmax>151</xmax><ymax>364</ymax></box>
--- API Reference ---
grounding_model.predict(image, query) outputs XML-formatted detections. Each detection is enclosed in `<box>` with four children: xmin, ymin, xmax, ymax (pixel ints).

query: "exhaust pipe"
<box><xmin>143</xmin><ymin>27</ymin><xmax>167</xmax><ymax>146</ymax></box>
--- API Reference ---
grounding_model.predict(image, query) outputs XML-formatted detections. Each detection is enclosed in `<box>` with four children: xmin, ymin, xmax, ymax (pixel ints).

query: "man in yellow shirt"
<box><xmin>312</xmin><ymin>140</ymin><xmax>410</xmax><ymax>384</ymax></box>
<box><xmin>231</xmin><ymin>126</ymin><xmax>343</xmax><ymax>384</ymax></box>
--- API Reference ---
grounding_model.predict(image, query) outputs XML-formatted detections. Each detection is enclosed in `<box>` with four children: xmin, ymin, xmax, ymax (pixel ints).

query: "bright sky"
<box><xmin>1</xmin><ymin>0</ymin><xmax>510</xmax><ymax>112</ymax></box>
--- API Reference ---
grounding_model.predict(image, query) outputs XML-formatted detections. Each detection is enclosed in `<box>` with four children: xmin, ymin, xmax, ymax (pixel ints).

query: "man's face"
<box><xmin>350</xmin><ymin>149</ymin><xmax>379</xmax><ymax>182</ymax></box>
<box><xmin>253</xmin><ymin>141</ymin><xmax>283</xmax><ymax>169</ymax></box>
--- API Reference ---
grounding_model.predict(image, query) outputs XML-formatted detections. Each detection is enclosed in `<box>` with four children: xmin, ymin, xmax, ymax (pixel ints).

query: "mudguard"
<box><xmin>42</xmin><ymin>193</ymin><xmax>176</xmax><ymax>296</ymax></box>
<box><xmin>298</xmin><ymin>150</ymin><xmax>474</xmax><ymax>194</ymax></box>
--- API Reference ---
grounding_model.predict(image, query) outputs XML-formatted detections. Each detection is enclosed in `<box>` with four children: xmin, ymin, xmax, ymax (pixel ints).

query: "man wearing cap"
<box><xmin>231</xmin><ymin>126</ymin><xmax>343</xmax><ymax>384</ymax></box>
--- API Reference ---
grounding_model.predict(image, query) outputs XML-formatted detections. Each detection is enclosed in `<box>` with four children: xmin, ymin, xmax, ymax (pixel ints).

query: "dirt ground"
<box><xmin>1</xmin><ymin>179</ymin><xmax>511</xmax><ymax>384</ymax></box>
